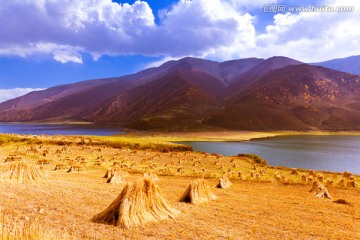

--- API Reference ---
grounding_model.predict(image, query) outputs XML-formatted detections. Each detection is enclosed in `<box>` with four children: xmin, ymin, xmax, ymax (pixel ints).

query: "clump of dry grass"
<box><xmin>91</xmin><ymin>177</ymin><xmax>180</xmax><ymax>229</ymax></box>
<box><xmin>179</xmin><ymin>178</ymin><xmax>217</xmax><ymax>204</ymax></box>
<box><xmin>217</xmin><ymin>174</ymin><xmax>232</xmax><ymax>189</ymax></box>
<box><xmin>0</xmin><ymin>161</ymin><xmax>47</xmax><ymax>184</ymax></box>
<box><xmin>0</xmin><ymin>216</ymin><xmax>41</xmax><ymax>239</ymax></box>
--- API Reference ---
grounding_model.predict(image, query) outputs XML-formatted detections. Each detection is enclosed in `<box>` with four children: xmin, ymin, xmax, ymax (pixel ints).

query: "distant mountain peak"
<box><xmin>311</xmin><ymin>55</ymin><xmax>360</xmax><ymax>75</ymax></box>
<box><xmin>2</xmin><ymin>55</ymin><xmax>360</xmax><ymax>131</ymax></box>
<box><xmin>264</xmin><ymin>56</ymin><xmax>303</xmax><ymax>64</ymax></box>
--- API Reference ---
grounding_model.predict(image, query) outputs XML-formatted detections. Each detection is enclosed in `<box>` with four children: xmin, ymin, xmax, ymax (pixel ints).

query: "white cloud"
<box><xmin>230</xmin><ymin>0</ymin><xmax>279</xmax><ymax>9</ymax></box>
<box><xmin>0</xmin><ymin>88</ymin><xmax>45</xmax><ymax>103</ymax></box>
<box><xmin>0</xmin><ymin>0</ymin><xmax>156</xmax><ymax>63</ymax></box>
<box><xmin>53</xmin><ymin>49</ymin><xmax>83</xmax><ymax>64</ymax></box>
<box><xmin>144</xmin><ymin>56</ymin><xmax>182</xmax><ymax>69</ymax></box>
<box><xmin>0</xmin><ymin>0</ymin><xmax>359</xmax><ymax>64</ymax></box>
<box><xmin>250</xmin><ymin>0</ymin><xmax>360</xmax><ymax>62</ymax></box>
<box><xmin>0</xmin><ymin>0</ymin><xmax>255</xmax><ymax>63</ymax></box>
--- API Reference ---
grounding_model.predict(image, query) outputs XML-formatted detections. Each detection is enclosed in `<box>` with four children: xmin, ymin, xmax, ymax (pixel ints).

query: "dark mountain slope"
<box><xmin>223</xmin><ymin>56</ymin><xmax>303</xmax><ymax>99</ymax></box>
<box><xmin>77</xmin><ymin>68</ymin><xmax>223</xmax><ymax>130</ymax></box>
<box><xmin>206</xmin><ymin>64</ymin><xmax>360</xmax><ymax>130</ymax></box>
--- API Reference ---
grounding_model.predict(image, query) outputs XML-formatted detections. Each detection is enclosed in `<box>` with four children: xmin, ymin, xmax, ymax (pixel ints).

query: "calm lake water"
<box><xmin>0</xmin><ymin>123</ymin><xmax>122</xmax><ymax>136</ymax></box>
<box><xmin>183</xmin><ymin>135</ymin><xmax>360</xmax><ymax>174</ymax></box>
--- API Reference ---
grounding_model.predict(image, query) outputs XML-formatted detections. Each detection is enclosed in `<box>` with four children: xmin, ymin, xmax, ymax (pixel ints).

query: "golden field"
<box><xmin>0</xmin><ymin>133</ymin><xmax>359</xmax><ymax>240</ymax></box>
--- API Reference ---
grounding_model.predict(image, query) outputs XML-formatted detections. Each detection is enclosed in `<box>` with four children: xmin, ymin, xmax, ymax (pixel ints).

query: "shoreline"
<box><xmin>2</xmin><ymin>121</ymin><xmax>360</xmax><ymax>140</ymax></box>
<box><xmin>2</xmin><ymin>131</ymin><xmax>360</xmax><ymax>175</ymax></box>
<box><xmin>120</xmin><ymin>130</ymin><xmax>360</xmax><ymax>143</ymax></box>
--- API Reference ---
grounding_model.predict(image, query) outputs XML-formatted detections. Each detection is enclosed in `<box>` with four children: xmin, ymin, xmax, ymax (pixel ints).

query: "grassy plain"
<box><xmin>0</xmin><ymin>133</ymin><xmax>359</xmax><ymax>239</ymax></box>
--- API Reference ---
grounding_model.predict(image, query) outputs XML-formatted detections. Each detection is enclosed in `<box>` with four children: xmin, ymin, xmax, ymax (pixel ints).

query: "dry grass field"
<box><xmin>0</xmin><ymin>133</ymin><xmax>359</xmax><ymax>240</ymax></box>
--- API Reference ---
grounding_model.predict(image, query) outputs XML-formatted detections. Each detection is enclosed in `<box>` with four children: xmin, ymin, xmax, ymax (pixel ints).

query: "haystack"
<box><xmin>217</xmin><ymin>175</ymin><xmax>232</xmax><ymax>189</ymax></box>
<box><xmin>103</xmin><ymin>167</ymin><xmax>120</xmax><ymax>178</ymax></box>
<box><xmin>143</xmin><ymin>172</ymin><xmax>159</xmax><ymax>181</ymax></box>
<box><xmin>67</xmin><ymin>165</ymin><xmax>85</xmax><ymax>173</ymax></box>
<box><xmin>309</xmin><ymin>181</ymin><xmax>332</xmax><ymax>199</ymax></box>
<box><xmin>179</xmin><ymin>178</ymin><xmax>217</xmax><ymax>204</ymax></box>
<box><xmin>4</xmin><ymin>155</ymin><xmax>22</xmax><ymax>162</ymax></box>
<box><xmin>54</xmin><ymin>164</ymin><xmax>68</xmax><ymax>170</ymax></box>
<box><xmin>107</xmin><ymin>171</ymin><xmax>129</xmax><ymax>184</ymax></box>
<box><xmin>91</xmin><ymin>177</ymin><xmax>180</xmax><ymax>229</ymax></box>
<box><xmin>0</xmin><ymin>161</ymin><xmax>47</xmax><ymax>183</ymax></box>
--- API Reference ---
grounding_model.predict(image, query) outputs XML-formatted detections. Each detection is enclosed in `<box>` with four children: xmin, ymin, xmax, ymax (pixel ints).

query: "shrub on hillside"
<box><xmin>237</xmin><ymin>153</ymin><xmax>267</xmax><ymax>166</ymax></box>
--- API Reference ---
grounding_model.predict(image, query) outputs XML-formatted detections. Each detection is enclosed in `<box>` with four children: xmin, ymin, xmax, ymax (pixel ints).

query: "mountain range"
<box><xmin>1</xmin><ymin>56</ymin><xmax>360</xmax><ymax>130</ymax></box>
<box><xmin>311</xmin><ymin>55</ymin><xmax>360</xmax><ymax>75</ymax></box>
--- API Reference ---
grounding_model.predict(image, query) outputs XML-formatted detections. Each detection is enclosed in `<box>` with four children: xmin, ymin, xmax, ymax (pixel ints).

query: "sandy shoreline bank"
<box><xmin>120</xmin><ymin>130</ymin><xmax>360</xmax><ymax>143</ymax></box>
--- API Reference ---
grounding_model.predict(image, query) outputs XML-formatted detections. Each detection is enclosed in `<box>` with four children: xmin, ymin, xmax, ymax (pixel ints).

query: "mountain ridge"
<box><xmin>1</xmin><ymin>56</ymin><xmax>360</xmax><ymax>130</ymax></box>
<box><xmin>311</xmin><ymin>55</ymin><xmax>360</xmax><ymax>75</ymax></box>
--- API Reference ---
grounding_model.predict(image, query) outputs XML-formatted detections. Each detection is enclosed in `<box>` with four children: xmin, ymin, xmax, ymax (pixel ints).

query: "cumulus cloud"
<box><xmin>0</xmin><ymin>88</ymin><xmax>45</xmax><ymax>103</ymax></box>
<box><xmin>253</xmin><ymin>0</ymin><xmax>360</xmax><ymax>62</ymax></box>
<box><xmin>0</xmin><ymin>0</ymin><xmax>255</xmax><ymax>63</ymax></box>
<box><xmin>53</xmin><ymin>49</ymin><xmax>83</xmax><ymax>64</ymax></box>
<box><xmin>0</xmin><ymin>0</ymin><xmax>359</xmax><ymax>65</ymax></box>
<box><xmin>229</xmin><ymin>0</ymin><xmax>279</xmax><ymax>9</ymax></box>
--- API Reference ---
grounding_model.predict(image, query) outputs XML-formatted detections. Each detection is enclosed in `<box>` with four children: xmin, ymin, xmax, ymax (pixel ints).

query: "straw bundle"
<box><xmin>0</xmin><ymin>161</ymin><xmax>47</xmax><ymax>183</ymax></box>
<box><xmin>92</xmin><ymin>177</ymin><xmax>180</xmax><ymax>228</ymax></box>
<box><xmin>179</xmin><ymin>178</ymin><xmax>217</xmax><ymax>204</ymax></box>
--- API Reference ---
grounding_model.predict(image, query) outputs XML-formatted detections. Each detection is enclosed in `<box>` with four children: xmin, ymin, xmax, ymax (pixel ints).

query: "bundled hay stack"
<box><xmin>143</xmin><ymin>172</ymin><xmax>159</xmax><ymax>181</ymax></box>
<box><xmin>0</xmin><ymin>161</ymin><xmax>47</xmax><ymax>183</ymax></box>
<box><xmin>217</xmin><ymin>174</ymin><xmax>232</xmax><ymax>189</ymax></box>
<box><xmin>54</xmin><ymin>163</ymin><xmax>68</xmax><ymax>170</ymax></box>
<box><xmin>343</xmin><ymin>171</ymin><xmax>352</xmax><ymax>178</ymax></box>
<box><xmin>4</xmin><ymin>155</ymin><xmax>22</xmax><ymax>162</ymax></box>
<box><xmin>103</xmin><ymin>167</ymin><xmax>120</xmax><ymax>178</ymax></box>
<box><xmin>91</xmin><ymin>177</ymin><xmax>180</xmax><ymax>229</ymax></box>
<box><xmin>67</xmin><ymin>165</ymin><xmax>85</xmax><ymax>173</ymax></box>
<box><xmin>179</xmin><ymin>178</ymin><xmax>217</xmax><ymax>204</ymax></box>
<box><xmin>309</xmin><ymin>181</ymin><xmax>332</xmax><ymax>199</ymax></box>
<box><xmin>107</xmin><ymin>171</ymin><xmax>129</xmax><ymax>184</ymax></box>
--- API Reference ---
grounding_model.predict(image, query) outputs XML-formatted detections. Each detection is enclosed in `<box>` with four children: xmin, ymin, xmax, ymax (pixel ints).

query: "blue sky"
<box><xmin>0</xmin><ymin>0</ymin><xmax>359</xmax><ymax>102</ymax></box>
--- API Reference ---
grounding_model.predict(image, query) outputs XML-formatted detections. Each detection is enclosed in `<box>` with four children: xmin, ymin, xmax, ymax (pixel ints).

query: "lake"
<box><xmin>183</xmin><ymin>135</ymin><xmax>360</xmax><ymax>174</ymax></box>
<box><xmin>0</xmin><ymin>123</ymin><xmax>122</xmax><ymax>136</ymax></box>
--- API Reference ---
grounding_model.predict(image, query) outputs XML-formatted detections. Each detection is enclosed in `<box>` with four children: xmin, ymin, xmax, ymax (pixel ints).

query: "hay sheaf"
<box><xmin>91</xmin><ymin>177</ymin><xmax>180</xmax><ymax>229</ymax></box>
<box><xmin>217</xmin><ymin>175</ymin><xmax>232</xmax><ymax>189</ymax></box>
<box><xmin>107</xmin><ymin>170</ymin><xmax>129</xmax><ymax>184</ymax></box>
<box><xmin>309</xmin><ymin>181</ymin><xmax>332</xmax><ymax>199</ymax></box>
<box><xmin>143</xmin><ymin>172</ymin><xmax>160</xmax><ymax>182</ymax></box>
<box><xmin>67</xmin><ymin>165</ymin><xmax>85</xmax><ymax>173</ymax></box>
<box><xmin>179</xmin><ymin>178</ymin><xmax>217</xmax><ymax>204</ymax></box>
<box><xmin>0</xmin><ymin>161</ymin><xmax>47</xmax><ymax>183</ymax></box>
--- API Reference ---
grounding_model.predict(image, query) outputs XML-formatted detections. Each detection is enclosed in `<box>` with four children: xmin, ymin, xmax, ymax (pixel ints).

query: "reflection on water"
<box><xmin>0</xmin><ymin>123</ymin><xmax>122</xmax><ymax>136</ymax></box>
<box><xmin>183</xmin><ymin>135</ymin><xmax>360</xmax><ymax>174</ymax></box>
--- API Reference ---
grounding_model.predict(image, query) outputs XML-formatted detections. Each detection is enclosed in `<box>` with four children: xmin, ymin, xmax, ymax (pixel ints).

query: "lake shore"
<box><xmin>119</xmin><ymin>130</ymin><xmax>360</xmax><ymax>143</ymax></box>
